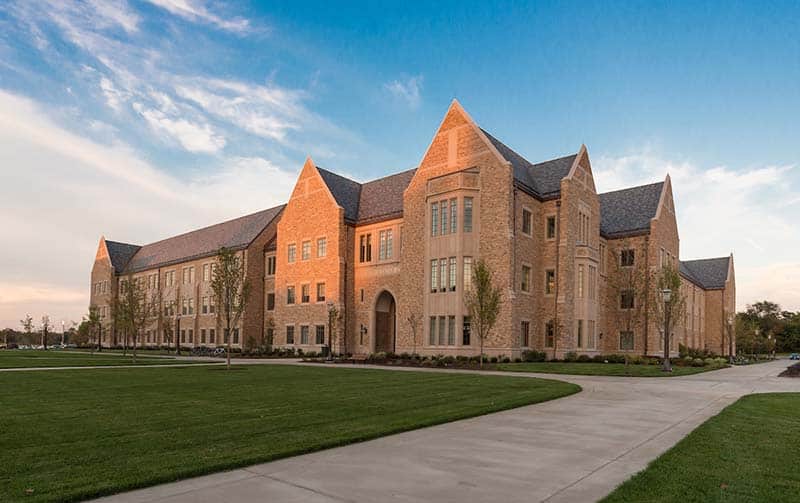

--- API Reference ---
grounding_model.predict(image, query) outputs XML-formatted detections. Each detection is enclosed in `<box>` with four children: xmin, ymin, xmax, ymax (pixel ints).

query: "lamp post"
<box><xmin>727</xmin><ymin>313</ymin><xmax>735</xmax><ymax>364</ymax></box>
<box><xmin>326</xmin><ymin>301</ymin><xmax>336</xmax><ymax>361</ymax></box>
<box><xmin>662</xmin><ymin>288</ymin><xmax>672</xmax><ymax>372</ymax></box>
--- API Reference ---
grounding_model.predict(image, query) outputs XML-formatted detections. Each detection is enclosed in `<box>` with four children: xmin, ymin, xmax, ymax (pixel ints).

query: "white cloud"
<box><xmin>133</xmin><ymin>101</ymin><xmax>226</xmax><ymax>153</ymax></box>
<box><xmin>145</xmin><ymin>0</ymin><xmax>250</xmax><ymax>33</ymax></box>
<box><xmin>0</xmin><ymin>90</ymin><xmax>297</xmax><ymax>328</ymax></box>
<box><xmin>592</xmin><ymin>149</ymin><xmax>800</xmax><ymax>311</ymax></box>
<box><xmin>99</xmin><ymin>77</ymin><xmax>127</xmax><ymax>111</ymax></box>
<box><xmin>384</xmin><ymin>75</ymin><xmax>423</xmax><ymax>108</ymax></box>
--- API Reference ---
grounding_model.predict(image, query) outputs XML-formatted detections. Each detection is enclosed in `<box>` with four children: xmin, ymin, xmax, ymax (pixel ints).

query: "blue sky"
<box><xmin>0</xmin><ymin>0</ymin><xmax>798</xmax><ymax>327</ymax></box>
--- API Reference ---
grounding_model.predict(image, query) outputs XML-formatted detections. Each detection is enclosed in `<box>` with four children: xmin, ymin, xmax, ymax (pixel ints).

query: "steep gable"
<box><xmin>680</xmin><ymin>257</ymin><xmax>731</xmax><ymax>289</ymax></box>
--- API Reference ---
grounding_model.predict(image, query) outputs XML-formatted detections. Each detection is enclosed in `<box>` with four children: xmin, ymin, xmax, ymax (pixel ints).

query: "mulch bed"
<box><xmin>778</xmin><ymin>362</ymin><xmax>800</xmax><ymax>377</ymax></box>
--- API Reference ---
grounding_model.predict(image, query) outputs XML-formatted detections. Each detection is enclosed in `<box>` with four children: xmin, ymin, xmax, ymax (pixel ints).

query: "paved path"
<box><xmin>92</xmin><ymin>359</ymin><xmax>797</xmax><ymax>503</ymax></box>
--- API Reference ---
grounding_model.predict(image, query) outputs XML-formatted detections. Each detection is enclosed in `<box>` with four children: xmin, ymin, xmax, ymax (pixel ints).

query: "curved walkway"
<box><xmin>92</xmin><ymin>359</ymin><xmax>797</xmax><ymax>503</ymax></box>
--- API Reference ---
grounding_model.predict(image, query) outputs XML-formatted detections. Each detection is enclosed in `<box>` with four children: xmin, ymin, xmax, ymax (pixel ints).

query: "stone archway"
<box><xmin>374</xmin><ymin>290</ymin><xmax>396</xmax><ymax>354</ymax></box>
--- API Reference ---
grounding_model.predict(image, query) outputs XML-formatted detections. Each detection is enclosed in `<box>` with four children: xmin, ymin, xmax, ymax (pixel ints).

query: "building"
<box><xmin>90</xmin><ymin>100</ymin><xmax>735</xmax><ymax>357</ymax></box>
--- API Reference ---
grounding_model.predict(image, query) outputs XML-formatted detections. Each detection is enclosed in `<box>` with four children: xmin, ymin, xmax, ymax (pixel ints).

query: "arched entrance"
<box><xmin>374</xmin><ymin>291</ymin><xmax>396</xmax><ymax>354</ymax></box>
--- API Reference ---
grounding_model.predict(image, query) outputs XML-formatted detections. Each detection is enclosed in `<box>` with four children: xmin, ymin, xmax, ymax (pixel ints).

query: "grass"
<box><xmin>602</xmin><ymin>393</ymin><xmax>800</xmax><ymax>503</ymax></box>
<box><xmin>0</xmin><ymin>350</ymin><xmax>200</xmax><ymax>368</ymax></box>
<box><xmin>496</xmin><ymin>361</ymin><xmax>728</xmax><ymax>377</ymax></box>
<box><xmin>0</xmin><ymin>364</ymin><xmax>579</xmax><ymax>502</ymax></box>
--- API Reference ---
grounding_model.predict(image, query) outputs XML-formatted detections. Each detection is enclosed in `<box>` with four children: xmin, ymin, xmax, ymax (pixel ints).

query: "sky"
<box><xmin>0</xmin><ymin>0</ymin><xmax>799</xmax><ymax>329</ymax></box>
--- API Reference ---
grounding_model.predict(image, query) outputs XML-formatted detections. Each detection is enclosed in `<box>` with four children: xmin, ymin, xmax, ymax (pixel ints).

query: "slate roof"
<box><xmin>105</xmin><ymin>240</ymin><xmax>141</xmax><ymax>272</ymax></box>
<box><xmin>680</xmin><ymin>257</ymin><xmax>731</xmax><ymax>289</ymax></box>
<box><xmin>118</xmin><ymin>205</ymin><xmax>284</xmax><ymax>274</ymax></box>
<box><xmin>481</xmin><ymin>128</ymin><xmax>577</xmax><ymax>199</ymax></box>
<box><xmin>598</xmin><ymin>182</ymin><xmax>664</xmax><ymax>238</ymax></box>
<box><xmin>317</xmin><ymin>167</ymin><xmax>416</xmax><ymax>224</ymax></box>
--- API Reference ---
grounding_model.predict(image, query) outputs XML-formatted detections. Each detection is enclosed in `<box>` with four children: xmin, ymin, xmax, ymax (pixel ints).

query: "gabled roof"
<box><xmin>119</xmin><ymin>205</ymin><xmax>284</xmax><ymax>274</ymax></box>
<box><xmin>680</xmin><ymin>257</ymin><xmax>731</xmax><ymax>289</ymax></box>
<box><xmin>481</xmin><ymin>128</ymin><xmax>577</xmax><ymax>199</ymax></box>
<box><xmin>104</xmin><ymin>240</ymin><xmax>141</xmax><ymax>272</ymax></box>
<box><xmin>598</xmin><ymin>182</ymin><xmax>664</xmax><ymax>238</ymax></box>
<box><xmin>316</xmin><ymin>167</ymin><xmax>416</xmax><ymax>225</ymax></box>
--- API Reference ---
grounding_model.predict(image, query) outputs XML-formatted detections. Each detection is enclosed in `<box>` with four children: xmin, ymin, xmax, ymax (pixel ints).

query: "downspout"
<box><xmin>643</xmin><ymin>235</ymin><xmax>650</xmax><ymax>355</ymax></box>
<box><xmin>553</xmin><ymin>200</ymin><xmax>562</xmax><ymax>360</ymax></box>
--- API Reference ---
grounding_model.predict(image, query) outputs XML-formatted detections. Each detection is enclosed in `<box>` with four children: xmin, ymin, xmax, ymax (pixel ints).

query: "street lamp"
<box><xmin>661</xmin><ymin>288</ymin><xmax>672</xmax><ymax>372</ymax></box>
<box><xmin>727</xmin><ymin>313</ymin><xmax>735</xmax><ymax>364</ymax></box>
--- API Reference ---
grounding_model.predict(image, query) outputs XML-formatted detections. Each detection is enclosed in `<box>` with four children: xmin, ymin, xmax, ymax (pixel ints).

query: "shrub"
<box><xmin>577</xmin><ymin>354</ymin><xmax>592</xmax><ymax>363</ymax></box>
<box><xmin>592</xmin><ymin>354</ymin><xmax>605</xmax><ymax>363</ymax></box>
<box><xmin>704</xmin><ymin>357</ymin><xmax>716</xmax><ymax>366</ymax></box>
<box><xmin>501</xmin><ymin>356</ymin><xmax>511</xmax><ymax>363</ymax></box>
<box><xmin>442</xmin><ymin>355</ymin><xmax>455</xmax><ymax>365</ymax></box>
<box><xmin>489</xmin><ymin>356</ymin><xmax>498</xmax><ymax>363</ymax></box>
<box><xmin>399</xmin><ymin>352</ymin><xmax>411</xmax><ymax>360</ymax></box>
<box><xmin>514</xmin><ymin>357</ymin><xmax>522</xmax><ymax>363</ymax></box>
<box><xmin>714</xmin><ymin>357</ymin><xmax>727</xmax><ymax>366</ymax></box>
<box><xmin>522</xmin><ymin>350</ymin><xmax>546</xmax><ymax>362</ymax></box>
<box><xmin>456</xmin><ymin>355</ymin><xmax>469</xmax><ymax>362</ymax></box>
<box><xmin>564</xmin><ymin>351</ymin><xmax>578</xmax><ymax>362</ymax></box>
<box><xmin>692</xmin><ymin>358</ymin><xmax>705</xmax><ymax>367</ymax></box>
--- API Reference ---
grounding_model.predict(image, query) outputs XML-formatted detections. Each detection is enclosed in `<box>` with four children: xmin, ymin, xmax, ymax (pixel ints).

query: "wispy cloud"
<box><xmin>593</xmin><ymin>148</ymin><xmax>800</xmax><ymax>310</ymax></box>
<box><xmin>133</xmin><ymin>101</ymin><xmax>226</xmax><ymax>153</ymax></box>
<box><xmin>144</xmin><ymin>0</ymin><xmax>250</xmax><ymax>34</ymax></box>
<box><xmin>384</xmin><ymin>75</ymin><xmax>423</xmax><ymax>108</ymax></box>
<box><xmin>0</xmin><ymin>89</ymin><xmax>297</xmax><ymax>328</ymax></box>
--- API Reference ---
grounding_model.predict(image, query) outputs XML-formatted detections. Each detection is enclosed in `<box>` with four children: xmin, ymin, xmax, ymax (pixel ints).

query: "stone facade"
<box><xmin>89</xmin><ymin>100</ymin><xmax>735</xmax><ymax>357</ymax></box>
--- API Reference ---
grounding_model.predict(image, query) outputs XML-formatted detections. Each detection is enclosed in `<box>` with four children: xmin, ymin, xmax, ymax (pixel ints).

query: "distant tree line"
<box><xmin>737</xmin><ymin>301</ymin><xmax>800</xmax><ymax>355</ymax></box>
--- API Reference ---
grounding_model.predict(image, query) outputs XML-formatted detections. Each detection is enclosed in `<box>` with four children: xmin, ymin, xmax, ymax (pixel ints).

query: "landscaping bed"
<box><xmin>779</xmin><ymin>362</ymin><xmax>800</xmax><ymax>377</ymax></box>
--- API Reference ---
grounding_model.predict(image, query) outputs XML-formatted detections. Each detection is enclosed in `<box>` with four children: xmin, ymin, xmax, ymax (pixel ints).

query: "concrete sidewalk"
<box><xmin>92</xmin><ymin>360</ymin><xmax>797</xmax><ymax>503</ymax></box>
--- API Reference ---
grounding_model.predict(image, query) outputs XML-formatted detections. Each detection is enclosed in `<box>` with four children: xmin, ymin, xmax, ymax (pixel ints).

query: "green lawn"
<box><xmin>0</xmin><ymin>350</ymin><xmax>201</xmax><ymax>368</ymax></box>
<box><xmin>0</xmin><ymin>364</ymin><xmax>579</xmax><ymax>502</ymax></box>
<box><xmin>602</xmin><ymin>393</ymin><xmax>800</xmax><ymax>503</ymax></box>
<box><xmin>496</xmin><ymin>362</ymin><xmax>727</xmax><ymax>377</ymax></box>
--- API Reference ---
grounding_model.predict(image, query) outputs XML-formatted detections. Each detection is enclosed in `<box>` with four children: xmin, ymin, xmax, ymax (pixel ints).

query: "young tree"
<box><xmin>463</xmin><ymin>258</ymin><xmax>502</xmax><ymax>369</ymax></box>
<box><xmin>41</xmin><ymin>315</ymin><xmax>51</xmax><ymax>350</ymax></box>
<box><xmin>407</xmin><ymin>312</ymin><xmax>420</xmax><ymax>355</ymax></box>
<box><xmin>86</xmin><ymin>306</ymin><xmax>102</xmax><ymax>352</ymax></box>
<box><xmin>326</xmin><ymin>301</ymin><xmax>341</xmax><ymax>358</ymax></box>
<box><xmin>115</xmin><ymin>276</ymin><xmax>152</xmax><ymax>363</ymax></box>
<box><xmin>608</xmin><ymin>241</ymin><xmax>648</xmax><ymax>371</ymax></box>
<box><xmin>211</xmin><ymin>247</ymin><xmax>251</xmax><ymax>370</ymax></box>
<box><xmin>649</xmin><ymin>263</ymin><xmax>686</xmax><ymax>371</ymax></box>
<box><xmin>1</xmin><ymin>328</ymin><xmax>12</xmax><ymax>347</ymax></box>
<box><xmin>20</xmin><ymin>314</ymin><xmax>33</xmax><ymax>339</ymax></box>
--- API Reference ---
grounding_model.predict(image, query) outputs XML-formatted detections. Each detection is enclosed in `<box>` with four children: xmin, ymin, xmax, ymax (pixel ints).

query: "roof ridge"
<box><xmin>104</xmin><ymin>239</ymin><xmax>140</xmax><ymax>248</ymax></box>
<box><xmin>135</xmin><ymin>204</ymin><xmax>285</xmax><ymax>249</ymax></box>
<box><xmin>681</xmin><ymin>256</ymin><xmax>730</xmax><ymax>264</ymax></box>
<box><xmin>529</xmin><ymin>153</ymin><xmax>579</xmax><ymax>168</ymax></box>
<box><xmin>361</xmin><ymin>167</ymin><xmax>417</xmax><ymax>185</ymax></box>
<box><xmin>599</xmin><ymin>181</ymin><xmax>664</xmax><ymax>196</ymax></box>
<box><xmin>316</xmin><ymin>166</ymin><xmax>363</xmax><ymax>187</ymax></box>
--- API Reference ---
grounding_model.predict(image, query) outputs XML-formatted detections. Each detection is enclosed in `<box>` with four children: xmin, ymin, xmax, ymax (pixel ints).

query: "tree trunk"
<box><xmin>479</xmin><ymin>332</ymin><xmax>484</xmax><ymax>369</ymax></box>
<box><xmin>226</xmin><ymin>321</ymin><xmax>232</xmax><ymax>370</ymax></box>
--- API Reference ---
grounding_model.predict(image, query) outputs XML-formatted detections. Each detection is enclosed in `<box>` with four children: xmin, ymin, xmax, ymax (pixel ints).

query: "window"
<box><xmin>288</xmin><ymin>244</ymin><xmax>296</xmax><ymax>263</ymax></box>
<box><xmin>316</xmin><ymin>283</ymin><xmax>325</xmax><ymax>302</ymax></box>
<box><xmin>266</xmin><ymin>327</ymin><xmax>274</xmax><ymax>345</ymax></box>
<box><xmin>209</xmin><ymin>297</ymin><xmax>215</xmax><ymax>314</ymax></box>
<box><xmin>209</xmin><ymin>329</ymin><xmax>216</xmax><ymax>345</ymax></box>
<box><xmin>315</xmin><ymin>325</ymin><xmax>325</xmax><ymax>345</ymax></box>
<box><xmin>181</xmin><ymin>329</ymin><xmax>186</xmax><ymax>343</ymax></box>
<box><xmin>450</xmin><ymin>198</ymin><xmax>457</xmax><ymax>233</ymax></box>
<box><xmin>440</xmin><ymin>200</ymin><xmax>448</xmax><ymax>235</ymax></box>
<box><xmin>578</xmin><ymin>211</ymin><xmax>590</xmax><ymax>245</ymax></box>
<box><xmin>449</xmin><ymin>257</ymin><xmax>457</xmax><ymax>291</ymax></box>
<box><xmin>619</xmin><ymin>331</ymin><xmax>634</xmax><ymax>350</ymax></box>
<box><xmin>521</xmin><ymin>320</ymin><xmax>530</xmax><ymax>347</ymax></box>
<box><xmin>379</xmin><ymin>229</ymin><xmax>393</xmax><ymax>260</ymax></box>
<box><xmin>201</xmin><ymin>329</ymin><xmax>206</xmax><ymax>344</ymax></box>
<box><xmin>431</xmin><ymin>203</ymin><xmax>439</xmax><ymax>237</ymax></box>
<box><xmin>462</xmin><ymin>316</ymin><xmax>471</xmax><ymax>345</ymax></box>
<box><xmin>165</xmin><ymin>270</ymin><xmax>175</xmax><ymax>287</ymax></box>
<box><xmin>233</xmin><ymin>328</ymin><xmax>239</xmax><ymax>345</ymax></box>
<box><xmin>588</xmin><ymin>266</ymin><xmax>596</xmax><ymax>300</ymax></box>
<box><xmin>588</xmin><ymin>320</ymin><xmax>596</xmax><ymax>349</ymax></box>
<box><xmin>188</xmin><ymin>298</ymin><xmax>194</xmax><ymax>315</ymax></box>
<box><xmin>438</xmin><ymin>316</ymin><xmax>446</xmax><ymax>346</ymax></box>
<box><xmin>660</xmin><ymin>247</ymin><xmax>666</xmax><ymax>268</ymax></box>
<box><xmin>181</xmin><ymin>299</ymin><xmax>188</xmax><ymax>315</ymax></box>
<box><xmin>439</xmin><ymin>259</ymin><xmax>447</xmax><ymax>292</ymax></box>
<box><xmin>302</xmin><ymin>240</ymin><xmax>311</xmax><ymax>261</ymax></box>
<box><xmin>267</xmin><ymin>256</ymin><xmax>276</xmax><ymax>275</ymax></box>
<box><xmin>545</xmin><ymin>320</ymin><xmax>555</xmax><ymax>348</ymax></box>
<box><xmin>301</xmin><ymin>284</ymin><xmax>310</xmax><ymax>303</ymax></box>
<box><xmin>201</xmin><ymin>296</ymin><xmax>209</xmax><ymax>314</ymax></box>
<box><xmin>359</xmin><ymin>234</ymin><xmax>372</xmax><ymax>262</ymax></box>
<box><xmin>621</xmin><ymin>289</ymin><xmax>635</xmax><ymax>309</ymax></box>
<box><xmin>463</xmin><ymin>257</ymin><xmax>473</xmax><ymax>291</ymax></box>
<box><xmin>621</xmin><ymin>249</ymin><xmax>635</xmax><ymax>267</ymax></box>
<box><xmin>267</xmin><ymin>292</ymin><xmax>275</xmax><ymax>311</ymax></box>
<box><xmin>599</xmin><ymin>243</ymin><xmax>606</xmax><ymax>274</ymax></box>
<box><xmin>521</xmin><ymin>265</ymin><xmax>531</xmax><ymax>292</ymax></box>
<box><xmin>287</xmin><ymin>286</ymin><xmax>296</xmax><ymax>305</ymax></box>
<box><xmin>522</xmin><ymin>208</ymin><xmax>532</xmax><ymax>235</ymax></box>
<box><xmin>448</xmin><ymin>316</ymin><xmax>455</xmax><ymax>345</ymax></box>
<box><xmin>300</xmin><ymin>325</ymin><xmax>309</xmax><ymax>344</ymax></box>
<box><xmin>183</xmin><ymin>267</ymin><xmax>194</xmax><ymax>285</ymax></box>
<box><xmin>577</xmin><ymin>264</ymin><xmax>584</xmax><ymax>298</ymax></box>
<box><xmin>545</xmin><ymin>269</ymin><xmax>556</xmax><ymax>295</ymax></box>
<box><xmin>188</xmin><ymin>329</ymin><xmax>194</xmax><ymax>344</ymax></box>
<box><xmin>203</xmin><ymin>264</ymin><xmax>211</xmax><ymax>282</ymax></box>
<box><xmin>577</xmin><ymin>320</ymin><xmax>584</xmax><ymax>348</ymax></box>
<box><xmin>546</xmin><ymin>216</ymin><xmax>556</xmax><ymax>239</ymax></box>
<box><xmin>430</xmin><ymin>259</ymin><xmax>438</xmax><ymax>293</ymax></box>
<box><xmin>286</xmin><ymin>325</ymin><xmax>295</xmax><ymax>344</ymax></box>
<box><xmin>429</xmin><ymin>316</ymin><xmax>436</xmax><ymax>345</ymax></box>
<box><xmin>317</xmin><ymin>237</ymin><xmax>327</xmax><ymax>257</ymax></box>
<box><xmin>463</xmin><ymin>197</ymin><xmax>473</xmax><ymax>232</ymax></box>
